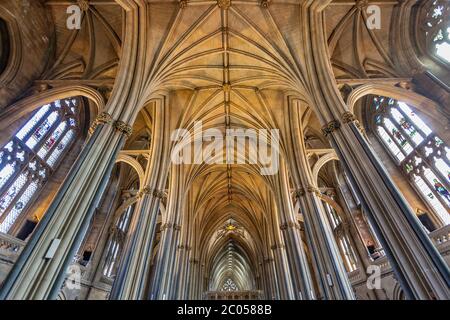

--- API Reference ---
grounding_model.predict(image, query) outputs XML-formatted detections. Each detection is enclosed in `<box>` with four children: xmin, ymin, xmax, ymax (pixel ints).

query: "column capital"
<box><xmin>160</xmin><ymin>222</ymin><xmax>173</xmax><ymax>231</ymax></box>
<box><xmin>321</xmin><ymin>120</ymin><xmax>341</xmax><ymax>137</ymax></box>
<box><xmin>138</xmin><ymin>186</ymin><xmax>167</xmax><ymax>199</ymax></box>
<box><xmin>307</xmin><ymin>184</ymin><xmax>321</xmax><ymax>196</ymax></box>
<box><xmin>341</xmin><ymin>111</ymin><xmax>364</xmax><ymax>132</ymax></box>
<box><xmin>270</xmin><ymin>243</ymin><xmax>285</xmax><ymax>250</ymax></box>
<box><xmin>114</xmin><ymin>120</ymin><xmax>133</xmax><ymax>138</ymax></box>
<box><xmin>89</xmin><ymin>112</ymin><xmax>113</xmax><ymax>135</ymax></box>
<box><xmin>294</xmin><ymin>188</ymin><xmax>305</xmax><ymax>198</ymax></box>
<box><xmin>280</xmin><ymin>220</ymin><xmax>300</xmax><ymax>231</ymax></box>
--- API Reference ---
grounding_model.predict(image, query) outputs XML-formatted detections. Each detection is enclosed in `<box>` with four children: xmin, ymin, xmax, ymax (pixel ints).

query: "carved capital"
<box><xmin>341</xmin><ymin>111</ymin><xmax>364</xmax><ymax>132</ymax></box>
<box><xmin>341</xmin><ymin>111</ymin><xmax>356</xmax><ymax>124</ymax></box>
<box><xmin>294</xmin><ymin>188</ymin><xmax>305</xmax><ymax>198</ymax></box>
<box><xmin>306</xmin><ymin>184</ymin><xmax>321</xmax><ymax>196</ymax></box>
<box><xmin>160</xmin><ymin>223</ymin><xmax>173</xmax><ymax>231</ymax></box>
<box><xmin>89</xmin><ymin>112</ymin><xmax>113</xmax><ymax>135</ymax></box>
<box><xmin>321</xmin><ymin>120</ymin><xmax>341</xmax><ymax>137</ymax></box>
<box><xmin>114</xmin><ymin>121</ymin><xmax>133</xmax><ymax>138</ymax></box>
<box><xmin>153</xmin><ymin>189</ymin><xmax>167</xmax><ymax>200</ymax></box>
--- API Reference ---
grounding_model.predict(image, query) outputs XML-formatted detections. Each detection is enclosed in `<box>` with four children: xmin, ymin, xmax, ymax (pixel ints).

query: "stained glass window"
<box><xmin>0</xmin><ymin>98</ymin><xmax>80</xmax><ymax>234</ymax></box>
<box><xmin>222</xmin><ymin>278</ymin><xmax>238</xmax><ymax>291</ymax></box>
<box><xmin>423</xmin><ymin>0</ymin><xmax>450</xmax><ymax>63</ymax></box>
<box><xmin>372</xmin><ymin>96</ymin><xmax>450</xmax><ymax>225</ymax></box>
<box><xmin>322</xmin><ymin>197</ymin><xmax>357</xmax><ymax>272</ymax></box>
<box><xmin>103</xmin><ymin>203</ymin><xmax>135</xmax><ymax>278</ymax></box>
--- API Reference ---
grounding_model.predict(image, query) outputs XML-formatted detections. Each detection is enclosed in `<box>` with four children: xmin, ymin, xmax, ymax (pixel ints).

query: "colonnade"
<box><xmin>0</xmin><ymin>0</ymin><xmax>448</xmax><ymax>301</ymax></box>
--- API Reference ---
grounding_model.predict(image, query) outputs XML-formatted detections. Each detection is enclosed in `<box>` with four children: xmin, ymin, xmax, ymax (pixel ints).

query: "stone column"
<box><xmin>110</xmin><ymin>102</ymin><xmax>170</xmax><ymax>300</ymax></box>
<box><xmin>284</xmin><ymin>103</ymin><xmax>354</xmax><ymax>300</ymax></box>
<box><xmin>275</xmin><ymin>163</ymin><xmax>316</xmax><ymax>300</ymax></box>
<box><xmin>150</xmin><ymin>165</ymin><xmax>185</xmax><ymax>299</ymax></box>
<box><xmin>303</xmin><ymin>3</ymin><xmax>450</xmax><ymax>299</ymax></box>
<box><xmin>0</xmin><ymin>116</ymin><xmax>130</xmax><ymax>300</ymax></box>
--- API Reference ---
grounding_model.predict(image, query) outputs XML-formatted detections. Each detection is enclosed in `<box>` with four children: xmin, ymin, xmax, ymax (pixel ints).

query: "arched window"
<box><xmin>103</xmin><ymin>202</ymin><xmax>135</xmax><ymax>278</ymax></box>
<box><xmin>371</xmin><ymin>96</ymin><xmax>450</xmax><ymax>225</ymax></box>
<box><xmin>0</xmin><ymin>98</ymin><xmax>80</xmax><ymax>233</ymax></box>
<box><xmin>222</xmin><ymin>278</ymin><xmax>238</xmax><ymax>292</ymax></box>
<box><xmin>423</xmin><ymin>0</ymin><xmax>450</xmax><ymax>63</ymax></box>
<box><xmin>322</xmin><ymin>197</ymin><xmax>358</xmax><ymax>272</ymax></box>
<box><xmin>0</xmin><ymin>18</ymin><xmax>10</xmax><ymax>75</ymax></box>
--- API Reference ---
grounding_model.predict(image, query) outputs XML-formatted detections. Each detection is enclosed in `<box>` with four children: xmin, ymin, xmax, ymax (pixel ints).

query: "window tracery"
<box><xmin>103</xmin><ymin>203</ymin><xmax>135</xmax><ymax>278</ymax></box>
<box><xmin>423</xmin><ymin>0</ymin><xmax>450</xmax><ymax>64</ymax></box>
<box><xmin>372</xmin><ymin>96</ymin><xmax>450</xmax><ymax>225</ymax></box>
<box><xmin>0</xmin><ymin>98</ymin><xmax>80</xmax><ymax>233</ymax></box>
<box><xmin>322</xmin><ymin>198</ymin><xmax>358</xmax><ymax>272</ymax></box>
<box><xmin>222</xmin><ymin>278</ymin><xmax>238</xmax><ymax>292</ymax></box>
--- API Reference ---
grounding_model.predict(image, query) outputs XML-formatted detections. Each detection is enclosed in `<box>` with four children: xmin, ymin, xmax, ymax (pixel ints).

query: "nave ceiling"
<box><xmin>3</xmin><ymin>0</ymin><xmax>412</xmax><ymax>291</ymax></box>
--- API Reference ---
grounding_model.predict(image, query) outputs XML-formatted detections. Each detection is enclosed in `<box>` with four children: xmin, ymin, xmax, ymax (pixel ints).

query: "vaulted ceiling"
<box><xmin>40</xmin><ymin>0</ymin><xmax>403</xmax><ymax>291</ymax></box>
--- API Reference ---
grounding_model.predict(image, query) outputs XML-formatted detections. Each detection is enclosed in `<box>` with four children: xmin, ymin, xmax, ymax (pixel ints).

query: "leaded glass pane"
<box><xmin>398</xmin><ymin>103</ymin><xmax>432</xmax><ymax>137</ymax></box>
<box><xmin>0</xmin><ymin>173</ymin><xmax>27</xmax><ymax>217</ymax></box>
<box><xmin>46</xmin><ymin>129</ymin><xmax>75</xmax><ymax>167</ymax></box>
<box><xmin>0</xmin><ymin>163</ymin><xmax>16</xmax><ymax>190</ymax></box>
<box><xmin>414</xmin><ymin>175</ymin><xmax>450</xmax><ymax>225</ymax></box>
<box><xmin>16</xmin><ymin>104</ymin><xmax>51</xmax><ymax>141</ymax></box>
<box><xmin>377</xmin><ymin>126</ymin><xmax>405</xmax><ymax>162</ymax></box>
<box><xmin>37</xmin><ymin>121</ymin><xmax>68</xmax><ymax>160</ymax></box>
<box><xmin>25</xmin><ymin>111</ymin><xmax>59</xmax><ymax>150</ymax></box>
<box><xmin>0</xmin><ymin>180</ymin><xmax>38</xmax><ymax>233</ymax></box>
<box><xmin>0</xmin><ymin>97</ymin><xmax>80</xmax><ymax>234</ymax></box>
